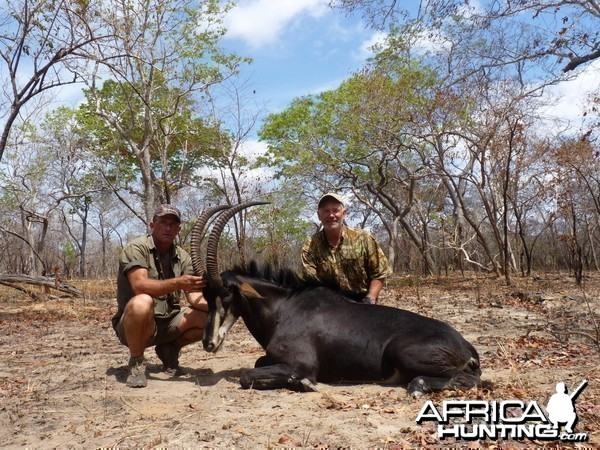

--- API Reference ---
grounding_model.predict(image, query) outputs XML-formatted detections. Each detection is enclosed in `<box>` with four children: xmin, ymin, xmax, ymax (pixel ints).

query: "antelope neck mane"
<box><xmin>229</xmin><ymin>261</ymin><xmax>363</xmax><ymax>302</ymax></box>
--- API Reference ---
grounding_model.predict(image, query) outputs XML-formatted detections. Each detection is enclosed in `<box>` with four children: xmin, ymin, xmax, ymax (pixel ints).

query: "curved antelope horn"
<box><xmin>205</xmin><ymin>201</ymin><xmax>270</xmax><ymax>290</ymax></box>
<box><xmin>190</xmin><ymin>205</ymin><xmax>231</xmax><ymax>276</ymax></box>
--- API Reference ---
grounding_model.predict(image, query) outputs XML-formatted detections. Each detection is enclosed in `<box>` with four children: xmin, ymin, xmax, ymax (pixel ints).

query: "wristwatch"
<box><xmin>364</xmin><ymin>296</ymin><xmax>376</xmax><ymax>305</ymax></box>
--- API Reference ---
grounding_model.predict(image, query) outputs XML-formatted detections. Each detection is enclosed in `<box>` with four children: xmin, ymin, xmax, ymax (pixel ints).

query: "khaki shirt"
<box><xmin>112</xmin><ymin>234</ymin><xmax>194</xmax><ymax>327</ymax></box>
<box><xmin>301</xmin><ymin>226</ymin><xmax>392</xmax><ymax>296</ymax></box>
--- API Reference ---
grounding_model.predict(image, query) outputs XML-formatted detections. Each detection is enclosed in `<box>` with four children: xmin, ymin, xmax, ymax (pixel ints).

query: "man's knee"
<box><xmin>121</xmin><ymin>295</ymin><xmax>155</xmax><ymax>339</ymax></box>
<box><xmin>177</xmin><ymin>328</ymin><xmax>204</xmax><ymax>347</ymax></box>
<box><xmin>182</xmin><ymin>307</ymin><xmax>208</xmax><ymax>328</ymax></box>
<box><xmin>115</xmin><ymin>303</ymin><xmax>155</xmax><ymax>348</ymax></box>
<box><xmin>125</xmin><ymin>294</ymin><xmax>154</xmax><ymax>315</ymax></box>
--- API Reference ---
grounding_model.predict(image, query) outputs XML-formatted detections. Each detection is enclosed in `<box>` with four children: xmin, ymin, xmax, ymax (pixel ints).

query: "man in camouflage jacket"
<box><xmin>301</xmin><ymin>193</ymin><xmax>392</xmax><ymax>304</ymax></box>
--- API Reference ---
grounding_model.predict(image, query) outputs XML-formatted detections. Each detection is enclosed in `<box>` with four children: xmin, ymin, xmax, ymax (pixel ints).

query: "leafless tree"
<box><xmin>330</xmin><ymin>0</ymin><xmax>600</xmax><ymax>73</ymax></box>
<box><xmin>0</xmin><ymin>0</ymin><xmax>111</xmax><ymax>162</ymax></box>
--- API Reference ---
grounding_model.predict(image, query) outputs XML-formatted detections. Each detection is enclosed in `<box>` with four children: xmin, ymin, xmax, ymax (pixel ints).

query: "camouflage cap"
<box><xmin>153</xmin><ymin>204</ymin><xmax>181</xmax><ymax>221</ymax></box>
<box><xmin>318</xmin><ymin>192</ymin><xmax>345</xmax><ymax>208</ymax></box>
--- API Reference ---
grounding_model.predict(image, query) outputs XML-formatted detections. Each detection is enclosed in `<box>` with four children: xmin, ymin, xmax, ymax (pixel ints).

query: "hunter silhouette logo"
<box><xmin>546</xmin><ymin>380</ymin><xmax>587</xmax><ymax>434</ymax></box>
<box><xmin>415</xmin><ymin>379</ymin><xmax>589</xmax><ymax>442</ymax></box>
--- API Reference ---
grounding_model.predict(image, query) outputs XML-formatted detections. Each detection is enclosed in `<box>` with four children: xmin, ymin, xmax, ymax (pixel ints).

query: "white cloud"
<box><xmin>224</xmin><ymin>0</ymin><xmax>329</xmax><ymax>48</ymax></box>
<box><xmin>50</xmin><ymin>82</ymin><xmax>88</xmax><ymax>108</ymax></box>
<box><xmin>239</xmin><ymin>138</ymin><xmax>269</xmax><ymax>164</ymax></box>
<box><xmin>413</xmin><ymin>28</ymin><xmax>451</xmax><ymax>54</ymax></box>
<box><xmin>540</xmin><ymin>60</ymin><xmax>600</xmax><ymax>123</ymax></box>
<box><xmin>550</xmin><ymin>60</ymin><xmax>600</xmax><ymax>117</ymax></box>
<box><xmin>194</xmin><ymin>138</ymin><xmax>272</xmax><ymax>181</ymax></box>
<box><xmin>354</xmin><ymin>31</ymin><xmax>388</xmax><ymax>61</ymax></box>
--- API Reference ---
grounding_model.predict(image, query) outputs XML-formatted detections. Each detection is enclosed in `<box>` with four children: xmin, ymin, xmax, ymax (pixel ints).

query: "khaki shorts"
<box><xmin>114</xmin><ymin>307</ymin><xmax>191</xmax><ymax>348</ymax></box>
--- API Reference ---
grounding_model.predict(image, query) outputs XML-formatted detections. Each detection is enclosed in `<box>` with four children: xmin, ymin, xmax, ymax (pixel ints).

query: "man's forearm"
<box><xmin>187</xmin><ymin>292</ymin><xmax>208</xmax><ymax>311</ymax></box>
<box><xmin>366</xmin><ymin>278</ymin><xmax>385</xmax><ymax>301</ymax></box>
<box><xmin>132</xmin><ymin>277</ymin><xmax>183</xmax><ymax>297</ymax></box>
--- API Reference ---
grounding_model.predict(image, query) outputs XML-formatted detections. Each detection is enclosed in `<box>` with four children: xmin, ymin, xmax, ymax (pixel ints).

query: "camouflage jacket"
<box><xmin>301</xmin><ymin>226</ymin><xmax>392</xmax><ymax>296</ymax></box>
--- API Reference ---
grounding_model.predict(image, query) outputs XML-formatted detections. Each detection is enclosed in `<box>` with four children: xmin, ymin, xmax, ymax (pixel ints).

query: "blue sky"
<box><xmin>217</xmin><ymin>0</ymin><xmax>598</xmax><ymax>140</ymax></box>
<box><xmin>51</xmin><ymin>0</ymin><xmax>597</xmax><ymax>141</ymax></box>
<box><xmin>51</xmin><ymin>0</ymin><xmax>384</xmax><ymax>149</ymax></box>
<box><xmin>219</xmin><ymin>0</ymin><xmax>383</xmax><ymax>115</ymax></box>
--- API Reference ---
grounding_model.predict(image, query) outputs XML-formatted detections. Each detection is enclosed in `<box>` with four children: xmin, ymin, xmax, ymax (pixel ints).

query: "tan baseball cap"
<box><xmin>153</xmin><ymin>204</ymin><xmax>181</xmax><ymax>221</ymax></box>
<box><xmin>318</xmin><ymin>193</ymin><xmax>344</xmax><ymax>208</ymax></box>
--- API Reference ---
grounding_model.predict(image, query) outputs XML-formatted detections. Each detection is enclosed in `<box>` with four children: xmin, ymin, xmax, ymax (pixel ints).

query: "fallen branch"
<box><xmin>0</xmin><ymin>274</ymin><xmax>84</xmax><ymax>298</ymax></box>
<box><xmin>0</xmin><ymin>281</ymin><xmax>43</xmax><ymax>300</ymax></box>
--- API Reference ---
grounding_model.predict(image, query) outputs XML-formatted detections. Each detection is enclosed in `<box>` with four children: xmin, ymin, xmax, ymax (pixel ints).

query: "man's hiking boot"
<box><xmin>126</xmin><ymin>357</ymin><xmax>147</xmax><ymax>388</ymax></box>
<box><xmin>155</xmin><ymin>342</ymin><xmax>183</xmax><ymax>376</ymax></box>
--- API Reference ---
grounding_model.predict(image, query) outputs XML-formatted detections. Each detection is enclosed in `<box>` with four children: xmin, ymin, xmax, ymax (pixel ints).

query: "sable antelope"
<box><xmin>191</xmin><ymin>203</ymin><xmax>481</xmax><ymax>398</ymax></box>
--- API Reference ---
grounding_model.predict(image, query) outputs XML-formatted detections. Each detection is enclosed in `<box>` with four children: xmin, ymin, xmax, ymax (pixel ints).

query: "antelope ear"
<box><xmin>239</xmin><ymin>282</ymin><xmax>264</xmax><ymax>299</ymax></box>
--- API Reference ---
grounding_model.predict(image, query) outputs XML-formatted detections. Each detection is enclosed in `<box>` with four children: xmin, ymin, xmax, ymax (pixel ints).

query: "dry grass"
<box><xmin>0</xmin><ymin>272</ymin><xmax>598</xmax><ymax>448</ymax></box>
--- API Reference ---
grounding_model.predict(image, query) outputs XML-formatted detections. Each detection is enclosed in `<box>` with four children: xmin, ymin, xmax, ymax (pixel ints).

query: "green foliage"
<box><xmin>257</xmin><ymin>56</ymin><xmax>453</xmax><ymax>195</ymax></box>
<box><xmin>70</xmin><ymin>0</ymin><xmax>250</xmax><ymax>214</ymax></box>
<box><xmin>77</xmin><ymin>77</ymin><xmax>230</xmax><ymax>196</ymax></box>
<box><xmin>61</xmin><ymin>241</ymin><xmax>78</xmax><ymax>261</ymax></box>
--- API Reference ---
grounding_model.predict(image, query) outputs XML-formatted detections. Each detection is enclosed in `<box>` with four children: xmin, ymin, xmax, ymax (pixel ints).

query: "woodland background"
<box><xmin>0</xmin><ymin>0</ymin><xmax>599</xmax><ymax>288</ymax></box>
<box><xmin>1</xmin><ymin>3</ymin><xmax>599</xmax><ymax>447</ymax></box>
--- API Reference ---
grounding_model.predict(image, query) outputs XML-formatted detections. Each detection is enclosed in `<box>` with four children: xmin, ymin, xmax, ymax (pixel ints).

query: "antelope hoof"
<box><xmin>410</xmin><ymin>390</ymin><xmax>424</xmax><ymax>399</ymax></box>
<box><xmin>300</xmin><ymin>378</ymin><xmax>319</xmax><ymax>392</ymax></box>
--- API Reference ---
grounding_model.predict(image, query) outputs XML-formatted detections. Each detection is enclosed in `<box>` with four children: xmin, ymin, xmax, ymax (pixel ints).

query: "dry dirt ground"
<box><xmin>0</xmin><ymin>273</ymin><xmax>598</xmax><ymax>449</ymax></box>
